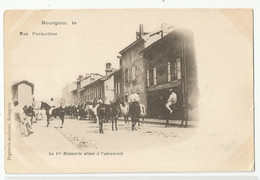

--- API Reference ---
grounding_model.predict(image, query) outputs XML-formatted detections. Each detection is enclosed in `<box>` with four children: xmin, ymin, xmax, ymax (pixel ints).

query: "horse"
<box><xmin>96</xmin><ymin>103</ymin><xmax>107</xmax><ymax>133</ymax></box>
<box><xmin>129</xmin><ymin>101</ymin><xmax>141</xmax><ymax>131</ymax></box>
<box><xmin>120</xmin><ymin>101</ymin><xmax>129</xmax><ymax>124</ymax></box>
<box><xmin>23</xmin><ymin>105</ymin><xmax>36</xmax><ymax>126</ymax></box>
<box><xmin>96</xmin><ymin>102</ymin><xmax>115</xmax><ymax>133</ymax></box>
<box><xmin>40</xmin><ymin>102</ymin><xmax>65</xmax><ymax>128</ymax></box>
<box><xmin>139</xmin><ymin>103</ymin><xmax>146</xmax><ymax>125</ymax></box>
<box><xmin>110</xmin><ymin>99</ymin><xmax>121</xmax><ymax>131</ymax></box>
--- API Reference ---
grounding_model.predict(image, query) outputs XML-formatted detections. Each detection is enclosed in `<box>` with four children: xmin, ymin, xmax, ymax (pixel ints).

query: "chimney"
<box><xmin>161</xmin><ymin>23</ymin><xmax>168</xmax><ymax>37</ymax></box>
<box><xmin>105</xmin><ymin>63</ymin><xmax>112</xmax><ymax>75</ymax></box>
<box><xmin>136</xmin><ymin>24</ymin><xmax>144</xmax><ymax>40</ymax></box>
<box><xmin>139</xmin><ymin>24</ymin><xmax>144</xmax><ymax>37</ymax></box>
<box><xmin>77</xmin><ymin>75</ymin><xmax>83</xmax><ymax>81</ymax></box>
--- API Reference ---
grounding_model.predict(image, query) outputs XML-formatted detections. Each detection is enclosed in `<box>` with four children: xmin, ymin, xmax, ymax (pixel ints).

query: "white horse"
<box><xmin>85</xmin><ymin>104</ymin><xmax>99</xmax><ymax>125</ymax></box>
<box><xmin>120</xmin><ymin>101</ymin><xmax>129</xmax><ymax>124</ymax></box>
<box><xmin>139</xmin><ymin>103</ymin><xmax>146</xmax><ymax>124</ymax></box>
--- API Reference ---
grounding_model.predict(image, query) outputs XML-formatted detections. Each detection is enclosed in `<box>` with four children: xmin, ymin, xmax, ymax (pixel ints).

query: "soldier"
<box><xmin>165</xmin><ymin>89</ymin><xmax>177</xmax><ymax>127</ymax></box>
<box><xmin>128</xmin><ymin>90</ymin><xmax>141</xmax><ymax>131</ymax></box>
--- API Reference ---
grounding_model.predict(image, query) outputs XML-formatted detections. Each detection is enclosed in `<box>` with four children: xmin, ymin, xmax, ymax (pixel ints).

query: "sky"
<box><xmin>5</xmin><ymin>9</ymin><xmax>252</xmax><ymax>103</ymax></box>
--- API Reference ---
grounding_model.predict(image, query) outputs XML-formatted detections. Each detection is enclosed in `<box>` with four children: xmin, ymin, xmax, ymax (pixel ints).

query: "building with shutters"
<box><xmin>140</xmin><ymin>28</ymin><xmax>198</xmax><ymax>120</ymax></box>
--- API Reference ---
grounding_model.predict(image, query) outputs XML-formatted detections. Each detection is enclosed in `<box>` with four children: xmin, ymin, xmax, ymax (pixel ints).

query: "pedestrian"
<box><xmin>13</xmin><ymin>101</ymin><xmax>33</xmax><ymax>136</ymax></box>
<box><xmin>165</xmin><ymin>89</ymin><xmax>177</xmax><ymax>127</ymax></box>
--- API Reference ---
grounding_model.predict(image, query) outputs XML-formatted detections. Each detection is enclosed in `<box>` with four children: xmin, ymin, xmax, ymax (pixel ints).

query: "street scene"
<box><xmin>24</xmin><ymin>117</ymin><xmax>197</xmax><ymax>152</ymax></box>
<box><xmin>5</xmin><ymin>9</ymin><xmax>254</xmax><ymax>173</ymax></box>
<box><xmin>11</xmin><ymin>23</ymin><xmax>198</xmax><ymax>142</ymax></box>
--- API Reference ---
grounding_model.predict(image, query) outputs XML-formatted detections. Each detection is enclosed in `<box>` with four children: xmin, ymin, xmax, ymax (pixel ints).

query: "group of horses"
<box><xmin>39</xmin><ymin>99</ymin><xmax>145</xmax><ymax>133</ymax></box>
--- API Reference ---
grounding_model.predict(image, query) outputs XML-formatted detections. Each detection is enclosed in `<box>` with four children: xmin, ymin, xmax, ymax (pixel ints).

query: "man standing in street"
<box><xmin>165</xmin><ymin>89</ymin><xmax>177</xmax><ymax>127</ymax></box>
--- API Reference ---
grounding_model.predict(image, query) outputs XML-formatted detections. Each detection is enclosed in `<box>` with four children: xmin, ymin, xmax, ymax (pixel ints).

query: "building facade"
<box><xmin>141</xmin><ymin>28</ymin><xmax>198</xmax><ymax>120</ymax></box>
<box><xmin>119</xmin><ymin>24</ymin><xmax>175</xmax><ymax>110</ymax></box>
<box><xmin>76</xmin><ymin>73</ymin><xmax>103</xmax><ymax>103</ymax></box>
<box><xmin>11</xmin><ymin>80</ymin><xmax>34</xmax><ymax>107</ymax></box>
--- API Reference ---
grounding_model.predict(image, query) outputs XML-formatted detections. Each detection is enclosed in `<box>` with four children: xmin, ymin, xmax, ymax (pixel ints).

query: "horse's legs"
<box><xmin>131</xmin><ymin>117</ymin><xmax>135</xmax><ymax>131</ymax></box>
<box><xmin>112</xmin><ymin>118</ymin><xmax>114</xmax><ymax>131</ymax></box>
<box><xmin>115</xmin><ymin>119</ymin><xmax>118</xmax><ymax>131</ymax></box>
<box><xmin>47</xmin><ymin>116</ymin><xmax>50</xmax><ymax>127</ymax></box>
<box><xmin>60</xmin><ymin>116</ymin><xmax>64</xmax><ymax>128</ymax></box>
<box><xmin>99</xmin><ymin>120</ymin><xmax>102</xmax><ymax>133</ymax></box>
<box><xmin>101</xmin><ymin>120</ymin><xmax>104</xmax><ymax>133</ymax></box>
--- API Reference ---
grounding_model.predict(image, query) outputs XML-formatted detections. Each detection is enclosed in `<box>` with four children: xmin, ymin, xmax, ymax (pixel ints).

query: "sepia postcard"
<box><xmin>4</xmin><ymin>9</ymin><xmax>254</xmax><ymax>173</ymax></box>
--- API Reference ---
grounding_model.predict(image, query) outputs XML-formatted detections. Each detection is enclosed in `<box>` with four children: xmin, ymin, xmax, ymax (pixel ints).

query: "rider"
<box><xmin>128</xmin><ymin>90</ymin><xmax>141</xmax><ymax>130</ymax></box>
<box><xmin>165</xmin><ymin>89</ymin><xmax>177</xmax><ymax>127</ymax></box>
<box><xmin>49</xmin><ymin>98</ymin><xmax>56</xmax><ymax>115</ymax></box>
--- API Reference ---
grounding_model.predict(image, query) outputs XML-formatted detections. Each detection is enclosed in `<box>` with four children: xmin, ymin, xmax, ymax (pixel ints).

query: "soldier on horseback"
<box><xmin>129</xmin><ymin>90</ymin><xmax>141</xmax><ymax>131</ymax></box>
<box><xmin>165</xmin><ymin>89</ymin><xmax>177</xmax><ymax>127</ymax></box>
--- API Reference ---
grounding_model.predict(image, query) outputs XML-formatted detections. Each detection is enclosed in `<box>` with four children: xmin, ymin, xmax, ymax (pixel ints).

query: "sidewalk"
<box><xmin>117</xmin><ymin>117</ymin><xmax>197</xmax><ymax>127</ymax></box>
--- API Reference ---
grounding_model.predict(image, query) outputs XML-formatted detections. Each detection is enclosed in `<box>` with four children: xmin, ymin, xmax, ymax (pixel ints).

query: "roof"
<box><xmin>12</xmin><ymin>80</ymin><xmax>34</xmax><ymax>94</ymax></box>
<box><xmin>139</xmin><ymin>31</ymin><xmax>175</xmax><ymax>55</ymax></box>
<box><xmin>12</xmin><ymin>80</ymin><xmax>34</xmax><ymax>88</ymax></box>
<box><xmin>119</xmin><ymin>38</ymin><xmax>144</xmax><ymax>55</ymax></box>
<box><xmin>81</xmin><ymin>69</ymin><xmax>119</xmax><ymax>90</ymax></box>
<box><xmin>139</xmin><ymin>27</ymin><xmax>191</xmax><ymax>55</ymax></box>
<box><xmin>76</xmin><ymin>73</ymin><xmax>103</xmax><ymax>83</ymax></box>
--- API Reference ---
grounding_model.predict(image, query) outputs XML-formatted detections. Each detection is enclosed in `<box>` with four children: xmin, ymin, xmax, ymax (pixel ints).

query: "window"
<box><xmin>118</xmin><ymin>82</ymin><xmax>120</xmax><ymax>94</ymax></box>
<box><xmin>176</xmin><ymin>59</ymin><xmax>181</xmax><ymax>79</ymax></box>
<box><xmin>99</xmin><ymin>87</ymin><xmax>102</xmax><ymax>98</ymax></box>
<box><xmin>115</xmin><ymin>83</ymin><xmax>118</xmax><ymax>94</ymax></box>
<box><xmin>167</xmin><ymin>62</ymin><xmax>171</xmax><ymax>82</ymax></box>
<box><xmin>125</xmin><ymin>67</ymin><xmax>131</xmax><ymax>84</ymax></box>
<box><xmin>153</xmin><ymin>68</ymin><xmax>157</xmax><ymax>86</ymax></box>
<box><xmin>174</xmin><ymin>61</ymin><xmax>177</xmax><ymax>79</ymax></box>
<box><xmin>146</xmin><ymin>70</ymin><xmax>150</xmax><ymax>87</ymax></box>
<box><xmin>115</xmin><ymin>82</ymin><xmax>120</xmax><ymax>94</ymax></box>
<box><xmin>132</xmin><ymin>65</ymin><xmax>136</xmax><ymax>81</ymax></box>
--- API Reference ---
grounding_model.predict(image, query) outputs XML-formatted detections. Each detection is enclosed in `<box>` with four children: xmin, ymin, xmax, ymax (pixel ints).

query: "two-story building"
<box><xmin>118</xmin><ymin>24</ymin><xmax>149</xmax><ymax>107</ymax></box>
<box><xmin>119</xmin><ymin>24</ymin><xmax>175</xmax><ymax>111</ymax></box>
<box><xmin>79</xmin><ymin>63</ymin><xmax>120</xmax><ymax>103</ymax></box>
<box><xmin>76</xmin><ymin>73</ymin><xmax>103</xmax><ymax>103</ymax></box>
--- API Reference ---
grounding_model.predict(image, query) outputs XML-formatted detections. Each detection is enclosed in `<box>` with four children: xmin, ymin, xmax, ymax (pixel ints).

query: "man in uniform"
<box><xmin>165</xmin><ymin>89</ymin><xmax>177</xmax><ymax>127</ymax></box>
<box><xmin>128</xmin><ymin>90</ymin><xmax>141</xmax><ymax>130</ymax></box>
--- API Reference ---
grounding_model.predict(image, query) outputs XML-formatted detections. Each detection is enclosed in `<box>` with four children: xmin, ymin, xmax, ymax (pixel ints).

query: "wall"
<box><xmin>104</xmin><ymin>76</ymin><xmax>114</xmax><ymax>102</ymax></box>
<box><xmin>17</xmin><ymin>84</ymin><xmax>33</xmax><ymax>107</ymax></box>
<box><xmin>143</xmin><ymin>29</ymin><xmax>198</xmax><ymax>120</ymax></box>
<box><xmin>121</xmin><ymin>40</ymin><xmax>147</xmax><ymax>108</ymax></box>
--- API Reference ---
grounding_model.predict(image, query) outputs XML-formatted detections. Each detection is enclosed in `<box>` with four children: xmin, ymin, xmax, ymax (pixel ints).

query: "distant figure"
<box><xmin>165</xmin><ymin>89</ymin><xmax>177</xmax><ymax>127</ymax></box>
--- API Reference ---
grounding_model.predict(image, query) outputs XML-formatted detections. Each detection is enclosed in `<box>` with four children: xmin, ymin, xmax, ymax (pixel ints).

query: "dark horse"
<box><xmin>40</xmin><ymin>102</ymin><xmax>65</xmax><ymax>128</ymax></box>
<box><xmin>96</xmin><ymin>99</ymin><xmax>120</xmax><ymax>133</ymax></box>
<box><xmin>129</xmin><ymin>102</ymin><xmax>141</xmax><ymax>131</ymax></box>
<box><xmin>110</xmin><ymin>99</ymin><xmax>121</xmax><ymax>131</ymax></box>
<box><xmin>23</xmin><ymin>105</ymin><xmax>36</xmax><ymax>126</ymax></box>
<box><xmin>96</xmin><ymin>103</ymin><xmax>109</xmax><ymax>134</ymax></box>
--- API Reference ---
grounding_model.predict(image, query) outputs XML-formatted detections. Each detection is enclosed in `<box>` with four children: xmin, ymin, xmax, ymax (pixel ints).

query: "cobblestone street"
<box><xmin>40</xmin><ymin>118</ymin><xmax>197</xmax><ymax>152</ymax></box>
